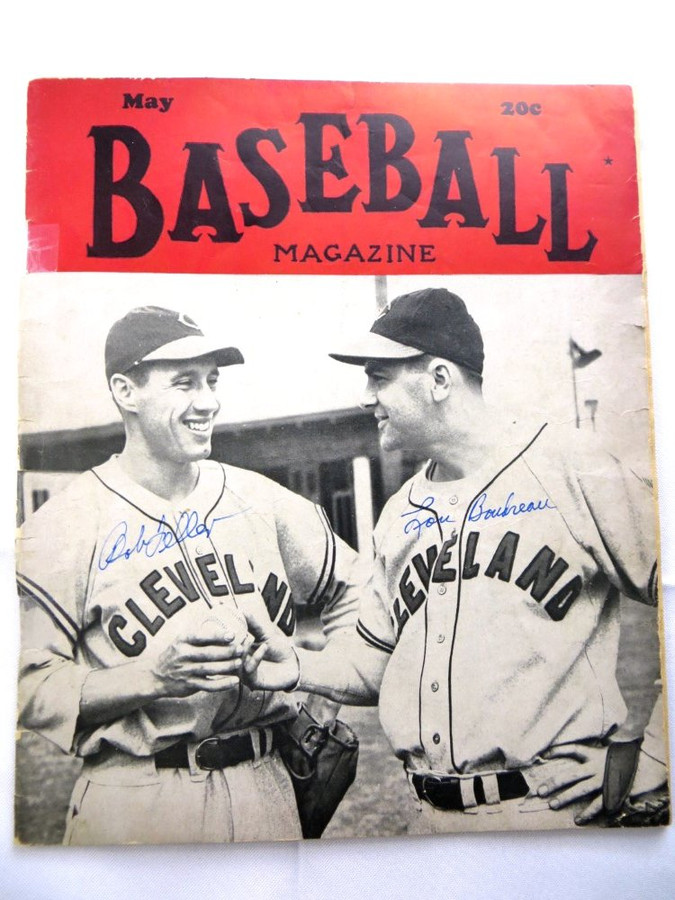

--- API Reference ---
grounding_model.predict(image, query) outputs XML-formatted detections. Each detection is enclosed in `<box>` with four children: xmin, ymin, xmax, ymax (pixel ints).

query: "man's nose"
<box><xmin>194</xmin><ymin>384</ymin><xmax>220</xmax><ymax>413</ymax></box>
<box><xmin>360</xmin><ymin>381</ymin><xmax>377</xmax><ymax>410</ymax></box>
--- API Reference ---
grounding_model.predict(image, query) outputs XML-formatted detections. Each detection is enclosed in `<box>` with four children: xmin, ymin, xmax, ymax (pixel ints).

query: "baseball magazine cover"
<box><xmin>15</xmin><ymin>79</ymin><xmax>670</xmax><ymax>845</ymax></box>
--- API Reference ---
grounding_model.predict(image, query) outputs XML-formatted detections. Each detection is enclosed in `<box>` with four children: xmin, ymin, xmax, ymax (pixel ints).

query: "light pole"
<box><xmin>569</xmin><ymin>338</ymin><xmax>602</xmax><ymax>429</ymax></box>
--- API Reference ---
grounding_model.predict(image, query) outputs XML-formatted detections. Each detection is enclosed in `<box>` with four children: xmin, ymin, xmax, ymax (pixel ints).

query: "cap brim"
<box><xmin>141</xmin><ymin>335</ymin><xmax>244</xmax><ymax>367</ymax></box>
<box><xmin>329</xmin><ymin>332</ymin><xmax>424</xmax><ymax>365</ymax></box>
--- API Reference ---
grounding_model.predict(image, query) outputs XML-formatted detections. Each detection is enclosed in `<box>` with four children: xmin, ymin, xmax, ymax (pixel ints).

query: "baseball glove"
<box><xmin>605</xmin><ymin>789</ymin><xmax>670</xmax><ymax>827</ymax></box>
<box><xmin>276</xmin><ymin>703</ymin><xmax>359</xmax><ymax>839</ymax></box>
<box><xmin>585</xmin><ymin>738</ymin><xmax>670</xmax><ymax>827</ymax></box>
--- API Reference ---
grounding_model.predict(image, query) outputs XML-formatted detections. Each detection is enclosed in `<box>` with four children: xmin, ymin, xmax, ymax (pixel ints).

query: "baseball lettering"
<box><xmin>168</xmin><ymin>142</ymin><xmax>244</xmax><ymax>244</ymax></box>
<box><xmin>88</xmin><ymin>122</ymin><xmax>594</xmax><ymax>262</ymax></box>
<box><xmin>140</xmin><ymin>569</ymin><xmax>187</xmax><ymax>617</ymax></box>
<box><xmin>434</xmin><ymin>535</ymin><xmax>459</xmax><ymax>581</ymax></box>
<box><xmin>514</xmin><ymin>546</ymin><xmax>569</xmax><ymax>599</ymax></box>
<box><xmin>126</xmin><ymin>598</ymin><xmax>163</xmax><ymax>636</ymax></box>
<box><xmin>195</xmin><ymin>554</ymin><xmax>229</xmax><ymax>595</ymax></box>
<box><xmin>411</xmin><ymin>544</ymin><xmax>441</xmax><ymax>588</ymax></box>
<box><xmin>484</xmin><ymin>531</ymin><xmax>520</xmax><ymax>581</ymax></box>
<box><xmin>261</xmin><ymin>573</ymin><xmax>296</xmax><ymax>637</ymax></box>
<box><xmin>163</xmin><ymin>561</ymin><xmax>200</xmax><ymax>602</ymax></box>
<box><xmin>393</xmin><ymin>530</ymin><xmax>581</xmax><ymax>636</ymax></box>
<box><xmin>224</xmin><ymin>555</ymin><xmax>255</xmax><ymax>593</ymax></box>
<box><xmin>107</xmin><ymin>552</ymin><xmax>293</xmax><ymax>657</ymax></box>
<box><xmin>108</xmin><ymin>614</ymin><xmax>146</xmax><ymax>657</ymax></box>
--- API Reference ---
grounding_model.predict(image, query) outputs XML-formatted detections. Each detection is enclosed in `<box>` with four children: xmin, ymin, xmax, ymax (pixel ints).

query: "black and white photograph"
<box><xmin>15</xmin><ymin>273</ymin><xmax>668</xmax><ymax>845</ymax></box>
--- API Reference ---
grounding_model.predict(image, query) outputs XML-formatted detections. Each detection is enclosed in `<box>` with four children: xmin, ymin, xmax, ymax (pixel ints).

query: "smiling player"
<box><xmin>16</xmin><ymin>305</ymin><xmax>361</xmax><ymax>845</ymax></box>
<box><xmin>243</xmin><ymin>287</ymin><xmax>667</xmax><ymax>833</ymax></box>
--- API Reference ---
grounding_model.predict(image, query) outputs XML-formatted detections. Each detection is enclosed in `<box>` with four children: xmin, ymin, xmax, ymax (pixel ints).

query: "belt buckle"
<box><xmin>195</xmin><ymin>737</ymin><xmax>224</xmax><ymax>771</ymax></box>
<box><xmin>419</xmin><ymin>774</ymin><xmax>450</xmax><ymax>810</ymax></box>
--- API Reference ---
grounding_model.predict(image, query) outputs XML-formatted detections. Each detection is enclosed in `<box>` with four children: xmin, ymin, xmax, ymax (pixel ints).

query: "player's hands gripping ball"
<box><xmin>202</xmin><ymin>602</ymin><xmax>252</xmax><ymax>682</ymax></box>
<box><xmin>151</xmin><ymin>608</ymin><xmax>251</xmax><ymax>696</ymax></box>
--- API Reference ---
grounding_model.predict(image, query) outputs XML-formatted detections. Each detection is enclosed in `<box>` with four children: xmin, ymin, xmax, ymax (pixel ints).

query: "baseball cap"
<box><xmin>329</xmin><ymin>287</ymin><xmax>484</xmax><ymax>375</ymax></box>
<box><xmin>105</xmin><ymin>306</ymin><xmax>244</xmax><ymax>382</ymax></box>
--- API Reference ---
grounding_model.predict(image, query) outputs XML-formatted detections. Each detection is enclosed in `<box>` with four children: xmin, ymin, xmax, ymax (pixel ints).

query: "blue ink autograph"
<box><xmin>401</xmin><ymin>496</ymin><xmax>455</xmax><ymax>540</ymax></box>
<box><xmin>468</xmin><ymin>491</ymin><xmax>555</xmax><ymax>523</ymax></box>
<box><xmin>98</xmin><ymin>508</ymin><xmax>250</xmax><ymax>571</ymax></box>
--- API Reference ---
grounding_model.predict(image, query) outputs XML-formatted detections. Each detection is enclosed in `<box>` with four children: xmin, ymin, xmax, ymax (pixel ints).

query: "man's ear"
<box><xmin>427</xmin><ymin>358</ymin><xmax>453</xmax><ymax>401</ymax></box>
<box><xmin>109</xmin><ymin>373</ymin><xmax>137</xmax><ymax>413</ymax></box>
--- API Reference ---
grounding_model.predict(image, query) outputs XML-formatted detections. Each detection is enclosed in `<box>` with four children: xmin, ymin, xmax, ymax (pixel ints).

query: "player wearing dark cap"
<box><xmin>243</xmin><ymin>287</ymin><xmax>667</xmax><ymax>833</ymax></box>
<box><xmin>17</xmin><ymin>305</ymin><xmax>362</xmax><ymax>845</ymax></box>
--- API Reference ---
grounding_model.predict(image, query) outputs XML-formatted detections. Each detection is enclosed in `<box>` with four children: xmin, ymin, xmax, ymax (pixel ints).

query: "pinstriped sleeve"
<box><xmin>16</xmin><ymin>478</ymin><xmax>96</xmax><ymax>755</ymax></box>
<box><xmin>356</xmin><ymin>546</ymin><xmax>396</xmax><ymax>654</ymax></box>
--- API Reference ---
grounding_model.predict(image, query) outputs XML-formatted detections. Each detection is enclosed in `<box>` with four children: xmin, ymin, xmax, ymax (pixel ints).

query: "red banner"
<box><xmin>26</xmin><ymin>79</ymin><xmax>641</xmax><ymax>275</ymax></box>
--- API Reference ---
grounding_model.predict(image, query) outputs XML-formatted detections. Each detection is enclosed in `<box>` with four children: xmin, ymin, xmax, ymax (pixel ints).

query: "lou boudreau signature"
<box><xmin>98</xmin><ymin>509</ymin><xmax>250</xmax><ymax>571</ymax></box>
<box><xmin>401</xmin><ymin>491</ymin><xmax>556</xmax><ymax>539</ymax></box>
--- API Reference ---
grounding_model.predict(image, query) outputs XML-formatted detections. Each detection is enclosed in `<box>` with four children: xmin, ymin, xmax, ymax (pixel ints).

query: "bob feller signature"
<box><xmin>98</xmin><ymin>508</ymin><xmax>250</xmax><ymax>570</ymax></box>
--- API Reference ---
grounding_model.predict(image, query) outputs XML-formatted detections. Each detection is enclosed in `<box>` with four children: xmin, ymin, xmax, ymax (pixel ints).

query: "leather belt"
<box><xmin>155</xmin><ymin>729</ymin><xmax>276</xmax><ymax>771</ymax></box>
<box><xmin>412</xmin><ymin>770</ymin><xmax>529</xmax><ymax>811</ymax></box>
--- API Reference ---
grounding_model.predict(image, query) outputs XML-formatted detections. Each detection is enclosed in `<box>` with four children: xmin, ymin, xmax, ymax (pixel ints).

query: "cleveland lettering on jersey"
<box><xmin>108</xmin><ymin>550</ymin><xmax>294</xmax><ymax>657</ymax></box>
<box><xmin>392</xmin><ymin>529</ymin><xmax>582</xmax><ymax>636</ymax></box>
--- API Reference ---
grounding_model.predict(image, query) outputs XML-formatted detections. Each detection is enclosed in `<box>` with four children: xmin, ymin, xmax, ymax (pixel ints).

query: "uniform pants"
<box><xmin>63</xmin><ymin>750</ymin><xmax>302</xmax><ymax>845</ymax></box>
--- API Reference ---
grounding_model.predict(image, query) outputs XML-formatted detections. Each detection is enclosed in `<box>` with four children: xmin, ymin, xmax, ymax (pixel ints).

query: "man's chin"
<box><xmin>379</xmin><ymin>432</ymin><xmax>401</xmax><ymax>452</ymax></box>
<box><xmin>183</xmin><ymin>439</ymin><xmax>212</xmax><ymax>460</ymax></box>
<box><xmin>379</xmin><ymin>430</ymin><xmax>423</xmax><ymax>455</ymax></box>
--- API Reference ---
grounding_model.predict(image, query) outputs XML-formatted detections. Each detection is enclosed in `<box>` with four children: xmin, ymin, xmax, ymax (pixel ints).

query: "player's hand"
<box><xmin>151</xmin><ymin>619</ymin><xmax>251</xmax><ymax>697</ymax></box>
<box><xmin>240</xmin><ymin>608</ymin><xmax>300</xmax><ymax>691</ymax></box>
<box><xmin>536</xmin><ymin>743</ymin><xmax>607</xmax><ymax>824</ymax></box>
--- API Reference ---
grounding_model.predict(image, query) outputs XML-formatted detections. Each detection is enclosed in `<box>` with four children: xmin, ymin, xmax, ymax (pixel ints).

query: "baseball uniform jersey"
<box><xmin>17</xmin><ymin>456</ymin><xmax>362</xmax><ymax>842</ymax></box>
<box><xmin>313</xmin><ymin>422</ymin><xmax>659</xmax><ymax>784</ymax></box>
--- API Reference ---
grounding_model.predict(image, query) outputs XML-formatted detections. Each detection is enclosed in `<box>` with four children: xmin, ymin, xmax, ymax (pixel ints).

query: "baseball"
<box><xmin>203</xmin><ymin>602</ymin><xmax>250</xmax><ymax>647</ymax></box>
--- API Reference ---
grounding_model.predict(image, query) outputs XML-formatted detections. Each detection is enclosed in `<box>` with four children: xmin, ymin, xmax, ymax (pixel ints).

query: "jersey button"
<box><xmin>437</xmin><ymin>634</ymin><xmax>445</xmax><ymax>643</ymax></box>
<box><xmin>449</xmin><ymin>495</ymin><xmax>458</xmax><ymax>505</ymax></box>
<box><xmin>431</xmin><ymin>681</ymin><xmax>439</xmax><ymax>692</ymax></box>
<box><xmin>437</xmin><ymin>585</ymin><xmax>447</xmax><ymax>595</ymax></box>
<box><xmin>432</xmin><ymin>733</ymin><xmax>441</xmax><ymax>744</ymax></box>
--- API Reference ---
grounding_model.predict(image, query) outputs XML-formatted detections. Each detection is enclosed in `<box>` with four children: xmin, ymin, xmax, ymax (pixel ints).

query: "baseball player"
<box><xmin>243</xmin><ymin>287</ymin><xmax>668</xmax><ymax>833</ymax></box>
<box><xmin>16</xmin><ymin>305</ymin><xmax>361</xmax><ymax>845</ymax></box>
